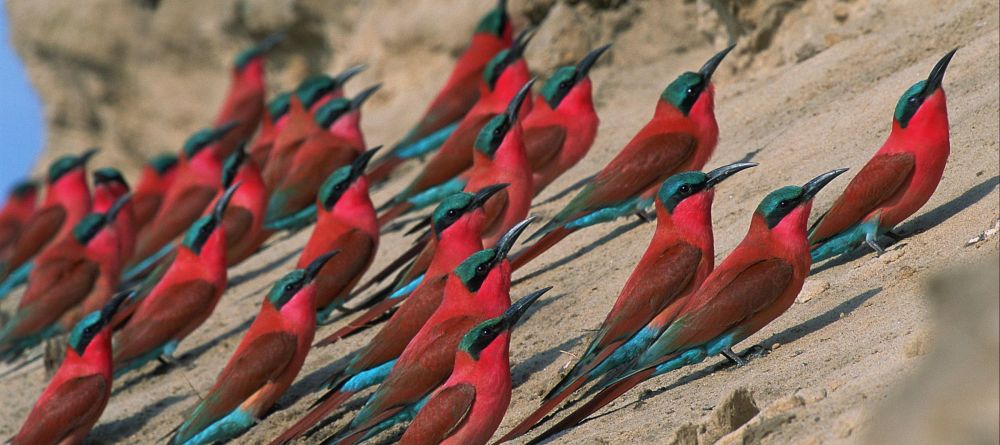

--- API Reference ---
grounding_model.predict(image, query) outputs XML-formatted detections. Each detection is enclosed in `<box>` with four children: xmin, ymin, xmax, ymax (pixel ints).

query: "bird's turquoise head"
<box><xmin>454</xmin><ymin>217</ymin><xmax>533</xmax><ymax>292</ymax></box>
<box><xmin>315</xmin><ymin>99</ymin><xmax>351</xmax><ymax>128</ymax></box>
<box><xmin>540</xmin><ymin>44</ymin><xmax>611</xmax><ymax>108</ymax></box>
<box><xmin>296</xmin><ymin>75</ymin><xmax>337</xmax><ymax>108</ymax></box>
<box><xmin>432</xmin><ymin>184</ymin><xmax>508</xmax><ymax>237</ymax></box>
<box><xmin>268</xmin><ymin>91</ymin><xmax>293</xmax><ymax>121</ymax></box>
<box><xmin>10</xmin><ymin>180</ymin><xmax>38</xmax><ymax>198</ymax></box>
<box><xmin>756</xmin><ymin>168</ymin><xmax>847</xmax><ymax>229</ymax></box>
<box><xmin>48</xmin><ymin>148</ymin><xmax>98</xmax><ymax>184</ymax></box>
<box><xmin>474</xmin><ymin>79</ymin><xmax>535</xmax><ymax>157</ymax></box>
<box><xmin>458</xmin><ymin>286</ymin><xmax>549</xmax><ymax>360</ymax></box>
<box><xmin>661</xmin><ymin>45</ymin><xmax>734</xmax><ymax>116</ymax></box>
<box><xmin>183</xmin><ymin>183</ymin><xmax>239</xmax><ymax>253</ymax></box>
<box><xmin>318</xmin><ymin>146</ymin><xmax>380</xmax><ymax>210</ymax></box>
<box><xmin>657</xmin><ymin>162</ymin><xmax>756</xmax><ymax>213</ymax></box>
<box><xmin>72</xmin><ymin>213</ymin><xmax>108</xmax><ymax>245</ymax></box>
<box><xmin>233</xmin><ymin>32</ymin><xmax>283</xmax><ymax>71</ymax></box>
<box><xmin>474</xmin><ymin>0</ymin><xmax>509</xmax><ymax>37</ymax></box>
<box><xmin>266</xmin><ymin>251</ymin><xmax>337</xmax><ymax>309</ymax></box>
<box><xmin>483</xmin><ymin>30</ymin><xmax>534</xmax><ymax>90</ymax></box>
<box><xmin>894</xmin><ymin>49</ymin><xmax>956</xmax><ymax>129</ymax></box>
<box><xmin>68</xmin><ymin>290</ymin><xmax>132</xmax><ymax>356</ymax></box>
<box><xmin>183</xmin><ymin>121</ymin><xmax>239</xmax><ymax>159</ymax></box>
<box><xmin>149</xmin><ymin>153</ymin><xmax>179</xmax><ymax>175</ymax></box>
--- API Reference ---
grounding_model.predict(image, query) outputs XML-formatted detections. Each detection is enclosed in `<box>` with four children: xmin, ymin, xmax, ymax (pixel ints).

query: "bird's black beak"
<box><xmin>511</xmin><ymin>28</ymin><xmax>536</xmax><ymax>58</ymax></box>
<box><xmin>922</xmin><ymin>48</ymin><xmax>957</xmax><ymax>99</ymax></box>
<box><xmin>222</xmin><ymin>142</ymin><xmax>249</xmax><ymax>187</ymax></box>
<box><xmin>76</xmin><ymin>148</ymin><xmax>99</xmax><ymax>168</ymax></box>
<box><xmin>705</xmin><ymin>162</ymin><xmax>757</xmax><ymax>188</ymax></box>
<box><xmin>213</xmin><ymin>182</ymin><xmax>241</xmax><ymax>222</ymax></box>
<box><xmin>106</xmin><ymin>192</ymin><xmax>132</xmax><ymax>223</ymax></box>
<box><xmin>305</xmin><ymin>250</ymin><xmax>339</xmax><ymax>282</ymax></box>
<box><xmin>351</xmin><ymin>146</ymin><xmax>381</xmax><ymax>179</ymax></box>
<box><xmin>334</xmin><ymin>64</ymin><xmax>367</xmax><ymax>87</ymax></box>
<box><xmin>351</xmin><ymin>84</ymin><xmax>382</xmax><ymax>110</ymax></box>
<box><xmin>505</xmin><ymin>78</ymin><xmax>536</xmax><ymax>122</ymax></box>
<box><xmin>501</xmin><ymin>286</ymin><xmax>551</xmax><ymax>330</ymax></box>
<box><xmin>801</xmin><ymin>168</ymin><xmax>849</xmax><ymax>201</ymax></box>
<box><xmin>698</xmin><ymin>44</ymin><xmax>736</xmax><ymax>82</ymax></box>
<box><xmin>471</xmin><ymin>183</ymin><xmax>509</xmax><ymax>209</ymax></box>
<box><xmin>576</xmin><ymin>43</ymin><xmax>612</xmax><ymax>80</ymax></box>
<box><xmin>256</xmin><ymin>32</ymin><xmax>285</xmax><ymax>54</ymax></box>
<box><xmin>99</xmin><ymin>290</ymin><xmax>135</xmax><ymax>326</ymax></box>
<box><xmin>496</xmin><ymin>216</ymin><xmax>536</xmax><ymax>260</ymax></box>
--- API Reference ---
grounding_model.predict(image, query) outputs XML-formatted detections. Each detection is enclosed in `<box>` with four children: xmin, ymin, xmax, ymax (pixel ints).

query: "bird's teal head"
<box><xmin>756</xmin><ymin>168</ymin><xmax>848</xmax><ymax>229</ymax></box>
<box><xmin>458</xmin><ymin>286</ymin><xmax>549</xmax><ymax>360</ymax></box>
<box><xmin>657</xmin><ymin>162</ymin><xmax>756</xmax><ymax>213</ymax></box>
<box><xmin>540</xmin><ymin>44</ymin><xmax>611</xmax><ymax>108</ymax></box>
<box><xmin>318</xmin><ymin>146</ymin><xmax>380</xmax><ymax>210</ymax></box>
<box><xmin>317</xmin><ymin>83</ymin><xmax>382</xmax><ymax>128</ymax></box>
<box><xmin>183</xmin><ymin>183</ymin><xmax>239</xmax><ymax>253</ymax></box>
<box><xmin>221</xmin><ymin>142</ymin><xmax>249</xmax><ymax>188</ymax></box>
<box><xmin>894</xmin><ymin>49</ymin><xmax>956</xmax><ymax>129</ymax></box>
<box><xmin>432</xmin><ymin>184</ymin><xmax>508</xmax><ymax>237</ymax></box>
<box><xmin>10</xmin><ymin>180</ymin><xmax>38</xmax><ymax>198</ymax></box>
<box><xmin>68</xmin><ymin>290</ymin><xmax>132</xmax><ymax>356</ymax></box>
<box><xmin>93</xmin><ymin>167</ymin><xmax>129</xmax><ymax>190</ymax></box>
<box><xmin>267</xmin><ymin>91</ymin><xmax>293</xmax><ymax>121</ymax></box>
<box><xmin>266</xmin><ymin>250</ymin><xmax>337</xmax><ymax>309</ymax></box>
<box><xmin>661</xmin><ymin>45</ymin><xmax>734</xmax><ymax>116</ymax></box>
<box><xmin>183</xmin><ymin>121</ymin><xmax>239</xmax><ymax>159</ymax></box>
<box><xmin>474</xmin><ymin>78</ymin><xmax>535</xmax><ymax>157</ymax></box>
<box><xmin>149</xmin><ymin>153</ymin><xmax>179</xmax><ymax>175</ymax></box>
<box><xmin>296</xmin><ymin>75</ymin><xmax>337</xmax><ymax>108</ymax></box>
<box><xmin>48</xmin><ymin>148</ymin><xmax>98</xmax><ymax>184</ymax></box>
<box><xmin>483</xmin><ymin>30</ymin><xmax>534</xmax><ymax>90</ymax></box>
<box><xmin>454</xmin><ymin>217</ymin><xmax>533</xmax><ymax>292</ymax></box>
<box><xmin>474</xmin><ymin>0</ymin><xmax>509</xmax><ymax>37</ymax></box>
<box><xmin>72</xmin><ymin>213</ymin><xmax>108</xmax><ymax>245</ymax></box>
<box><xmin>233</xmin><ymin>32</ymin><xmax>283</xmax><ymax>71</ymax></box>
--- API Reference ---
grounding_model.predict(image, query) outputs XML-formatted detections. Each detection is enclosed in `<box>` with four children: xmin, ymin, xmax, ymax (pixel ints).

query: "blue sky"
<box><xmin>0</xmin><ymin>6</ymin><xmax>44</xmax><ymax>204</ymax></box>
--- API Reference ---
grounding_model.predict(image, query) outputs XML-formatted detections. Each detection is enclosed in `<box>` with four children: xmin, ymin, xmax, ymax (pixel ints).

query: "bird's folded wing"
<box><xmin>400</xmin><ymin>383</ymin><xmax>475</xmax><ymax>445</ymax></box>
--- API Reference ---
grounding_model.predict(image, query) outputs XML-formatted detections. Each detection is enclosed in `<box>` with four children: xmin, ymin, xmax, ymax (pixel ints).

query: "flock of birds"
<box><xmin>0</xmin><ymin>0</ymin><xmax>957</xmax><ymax>444</ymax></box>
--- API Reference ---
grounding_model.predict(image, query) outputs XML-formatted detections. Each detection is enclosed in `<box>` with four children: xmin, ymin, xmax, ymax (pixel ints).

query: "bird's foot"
<box><xmin>865</xmin><ymin>238</ymin><xmax>886</xmax><ymax>257</ymax></box>
<box><xmin>634</xmin><ymin>210</ymin><xmax>654</xmax><ymax>223</ymax></box>
<box><xmin>721</xmin><ymin>345</ymin><xmax>766</xmax><ymax>368</ymax></box>
<box><xmin>158</xmin><ymin>354</ymin><xmax>181</xmax><ymax>367</ymax></box>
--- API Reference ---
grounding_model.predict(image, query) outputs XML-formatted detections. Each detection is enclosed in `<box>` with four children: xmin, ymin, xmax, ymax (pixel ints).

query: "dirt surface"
<box><xmin>1</xmin><ymin>0</ymin><xmax>998</xmax><ymax>444</ymax></box>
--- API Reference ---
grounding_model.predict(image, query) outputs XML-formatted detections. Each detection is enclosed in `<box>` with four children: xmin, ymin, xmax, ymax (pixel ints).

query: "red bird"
<box><xmin>0</xmin><ymin>199</ymin><xmax>128</xmax><ymax>357</ymax></box>
<box><xmin>131</xmin><ymin>154</ymin><xmax>179</xmax><ymax>232</ymax></box>
<box><xmin>92</xmin><ymin>167</ymin><xmax>137</xmax><ymax>264</ymax></box>
<box><xmin>512</xmin><ymin>45</ymin><xmax>735</xmax><ymax>271</ymax></box>
<box><xmin>367</xmin><ymin>0</ymin><xmax>513</xmax><ymax>183</ymax></box>
<box><xmin>0</xmin><ymin>180</ymin><xmax>38</xmax><ymax>258</ymax></box>
<box><xmin>810</xmin><ymin>49</ymin><xmax>956</xmax><ymax>261</ymax></box>
<box><xmin>0</xmin><ymin>149</ymin><xmax>95</xmax><ymax>282</ymax></box>
<box><xmin>524</xmin><ymin>44</ymin><xmax>609</xmax><ymax>195</ymax></box>
<box><xmin>525</xmin><ymin>169</ymin><xmax>848</xmax><ymax>443</ymax></box>
<box><xmin>212</xmin><ymin>143</ymin><xmax>268</xmax><ymax>266</ymax></box>
<box><xmin>132</xmin><ymin>122</ymin><xmax>239</xmax><ymax>264</ymax></box>
<box><xmin>8</xmin><ymin>291</ymin><xmax>130</xmax><ymax>445</ymax></box>
<box><xmin>295</xmin><ymin>149</ymin><xmax>380</xmax><ymax>321</ymax></box>
<box><xmin>212</xmin><ymin>33</ymin><xmax>283</xmax><ymax>160</ymax></box>
<box><xmin>328</xmin><ymin>220</ymin><xmax>536</xmax><ymax>445</ymax></box>
<box><xmin>264</xmin><ymin>85</ymin><xmax>378</xmax><ymax>227</ymax></box>
<box><xmin>112</xmin><ymin>184</ymin><xmax>238</xmax><ymax>376</ymax></box>
<box><xmin>378</xmin><ymin>30</ymin><xmax>535</xmax><ymax>226</ymax></box>
<box><xmin>493</xmin><ymin>163</ymin><xmax>755</xmax><ymax>443</ymax></box>
<box><xmin>398</xmin><ymin>288</ymin><xmax>545</xmax><ymax>445</ymax></box>
<box><xmin>248</xmin><ymin>92</ymin><xmax>291</xmax><ymax>169</ymax></box>
<box><xmin>169</xmin><ymin>252</ymin><xmax>337</xmax><ymax>445</ymax></box>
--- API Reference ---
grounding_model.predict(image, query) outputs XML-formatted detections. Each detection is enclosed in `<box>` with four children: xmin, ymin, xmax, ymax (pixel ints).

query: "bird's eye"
<box><xmin>481</xmin><ymin>327</ymin><xmax>491</xmax><ymax>336</ymax></box>
<box><xmin>493</xmin><ymin>127</ymin><xmax>502</xmax><ymax>136</ymax></box>
<box><xmin>778</xmin><ymin>200</ymin><xmax>790</xmax><ymax>208</ymax></box>
<box><xmin>446</xmin><ymin>209</ymin><xmax>458</xmax><ymax>217</ymax></box>
<box><xmin>678</xmin><ymin>184</ymin><xmax>690</xmax><ymax>194</ymax></box>
<box><xmin>284</xmin><ymin>283</ymin><xmax>295</xmax><ymax>292</ymax></box>
<box><xmin>559</xmin><ymin>81</ymin><xmax>570</xmax><ymax>90</ymax></box>
<box><xmin>686</xmin><ymin>87</ymin><xmax>694</xmax><ymax>95</ymax></box>
<box><xmin>476</xmin><ymin>264</ymin><xmax>487</xmax><ymax>274</ymax></box>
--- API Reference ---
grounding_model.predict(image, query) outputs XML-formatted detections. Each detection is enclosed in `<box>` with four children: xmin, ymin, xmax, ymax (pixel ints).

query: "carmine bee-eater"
<box><xmin>267</xmin><ymin>220</ymin><xmax>535</xmax><ymax>445</ymax></box>
<box><xmin>366</xmin><ymin>0</ymin><xmax>513</xmax><ymax>183</ymax></box>
<box><xmin>524</xmin><ymin>170</ymin><xmax>848</xmax><ymax>443</ymax></box>
<box><xmin>8</xmin><ymin>291</ymin><xmax>130</xmax><ymax>445</ymax></box>
<box><xmin>295</xmin><ymin>148</ymin><xmax>380</xmax><ymax>321</ymax></box>
<box><xmin>494</xmin><ymin>162</ymin><xmax>756</xmax><ymax>443</ymax></box>
<box><xmin>0</xmin><ymin>197</ymin><xmax>128</xmax><ymax>357</ymax></box>
<box><xmin>377</xmin><ymin>30</ymin><xmax>535</xmax><ymax>226</ymax></box>
<box><xmin>0</xmin><ymin>180</ymin><xmax>38</xmax><ymax>257</ymax></box>
<box><xmin>264</xmin><ymin>85</ymin><xmax>379</xmax><ymax>228</ymax></box>
<box><xmin>0</xmin><ymin>149</ymin><xmax>96</xmax><ymax>284</ymax></box>
<box><xmin>315</xmin><ymin>185</ymin><xmax>506</xmax><ymax>347</ymax></box>
<box><xmin>249</xmin><ymin>92</ymin><xmax>292</xmax><ymax>169</ymax></box>
<box><xmin>213</xmin><ymin>143</ymin><xmax>268</xmax><ymax>266</ymax></box>
<box><xmin>810</xmin><ymin>50</ymin><xmax>956</xmax><ymax>262</ymax></box>
<box><xmin>92</xmin><ymin>167</ymin><xmax>137</xmax><ymax>264</ymax></box>
<box><xmin>132</xmin><ymin>154</ymin><xmax>179</xmax><ymax>232</ymax></box>
<box><xmin>524</xmin><ymin>44</ymin><xmax>609</xmax><ymax>196</ymax></box>
<box><xmin>326</xmin><ymin>221</ymin><xmax>538</xmax><ymax>445</ymax></box>
<box><xmin>511</xmin><ymin>45</ymin><xmax>735</xmax><ymax>271</ymax></box>
<box><xmin>168</xmin><ymin>252</ymin><xmax>337</xmax><ymax>445</ymax></box>
<box><xmin>213</xmin><ymin>33</ymin><xmax>283</xmax><ymax>159</ymax></box>
<box><xmin>132</xmin><ymin>122</ymin><xmax>240</xmax><ymax>264</ymax></box>
<box><xmin>112</xmin><ymin>184</ymin><xmax>239</xmax><ymax>376</ymax></box>
<box><xmin>397</xmin><ymin>289</ymin><xmax>545</xmax><ymax>445</ymax></box>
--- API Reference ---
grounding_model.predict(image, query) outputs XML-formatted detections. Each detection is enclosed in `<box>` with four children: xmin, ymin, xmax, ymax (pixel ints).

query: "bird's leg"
<box><xmin>721</xmin><ymin>347</ymin><xmax>748</xmax><ymax>367</ymax></box>
<box><xmin>722</xmin><ymin>345</ymin><xmax>766</xmax><ymax>367</ymax></box>
<box><xmin>158</xmin><ymin>354</ymin><xmax>181</xmax><ymax>367</ymax></box>
<box><xmin>634</xmin><ymin>210</ymin><xmax>654</xmax><ymax>223</ymax></box>
<box><xmin>865</xmin><ymin>237</ymin><xmax>886</xmax><ymax>256</ymax></box>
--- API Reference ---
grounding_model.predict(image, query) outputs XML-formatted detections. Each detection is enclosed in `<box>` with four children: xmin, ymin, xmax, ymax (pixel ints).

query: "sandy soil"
<box><xmin>1</xmin><ymin>0</ymin><xmax>998</xmax><ymax>443</ymax></box>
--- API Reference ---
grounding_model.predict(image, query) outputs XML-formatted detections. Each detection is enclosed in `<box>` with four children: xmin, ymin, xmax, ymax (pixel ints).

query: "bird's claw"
<box><xmin>866</xmin><ymin>238</ymin><xmax>886</xmax><ymax>257</ymax></box>
<box><xmin>722</xmin><ymin>345</ymin><xmax>766</xmax><ymax>368</ymax></box>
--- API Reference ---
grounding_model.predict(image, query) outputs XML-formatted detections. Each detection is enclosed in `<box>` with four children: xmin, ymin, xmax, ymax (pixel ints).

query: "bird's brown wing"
<box><xmin>14</xmin><ymin>374</ymin><xmax>108</xmax><ymax>445</ymax></box>
<box><xmin>113</xmin><ymin>279</ymin><xmax>217</xmax><ymax>364</ymax></box>
<box><xmin>523</xmin><ymin>125</ymin><xmax>567</xmax><ymax>172</ymax></box>
<box><xmin>6</xmin><ymin>205</ymin><xmax>67</xmax><ymax>267</ymax></box>
<box><xmin>399</xmin><ymin>383</ymin><xmax>475</xmax><ymax>445</ymax></box>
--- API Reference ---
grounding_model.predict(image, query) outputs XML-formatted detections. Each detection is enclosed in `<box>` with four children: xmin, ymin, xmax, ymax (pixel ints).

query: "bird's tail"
<box><xmin>267</xmin><ymin>389</ymin><xmax>357</xmax><ymax>445</ymax></box>
<box><xmin>314</xmin><ymin>297</ymin><xmax>398</xmax><ymax>347</ymax></box>
<box><xmin>510</xmin><ymin>227</ymin><xmax>573</xmax><ymax>272</ymax></box>
<box><xmin>492</xmin><ymin>373</ymin><xmax>591</xmax><ymax>444</ymax></box>
<box><xmin>0</xmin><ymin>261</ymin><xmax>32</xmax><ymax>301</ymax></box>
<box><xmin>377</xmin><ymin>201</ymin><xmax>414</xmax><ymax>228</ymax></box>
